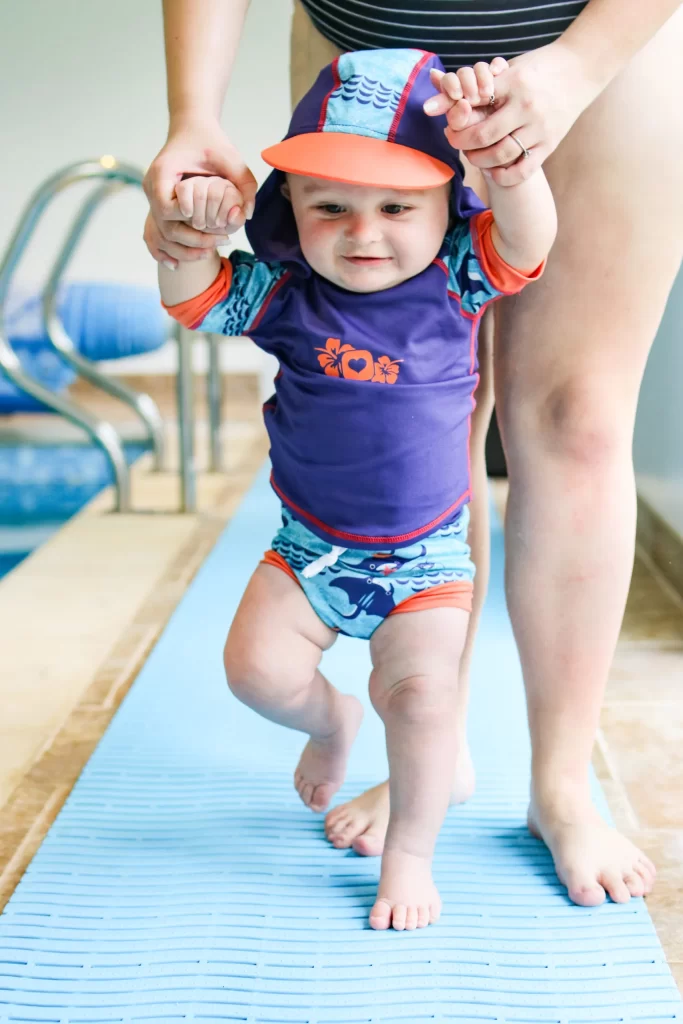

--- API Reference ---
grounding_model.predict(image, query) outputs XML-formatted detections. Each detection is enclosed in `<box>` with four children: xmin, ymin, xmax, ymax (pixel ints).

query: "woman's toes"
<box><xmin>404</xmin><ymin>906</ymin><xmax>418</xmax><ymax>930</ymax></box>
<box><xmin>566</xmin><ymin>874</ymin><xmax>606</xmax><ymax>907</ymax></box>
<box><xmin>417</xmin><ymin>905</ymin><xmax>430</xmax><ymax>928</ymax></box>
<box><xmin>601</xmin><ymin>871</ymin><xmax>632</xmax><ymax>904</ymax></box>
<box><xmin>636</xmin><ymin>860</ymin><xmax>656</xmax><ymax>893</ymax></box>
<box><xmin>369</xmin><ymin>898</ymin><xmax>393</xmax><ymax>931</ymax></box>
<box><xmin>391</xmin><ymin>904</ymin><xmax>407</xmax><ymax>931</ymax></box>
<box><xmin>624</xmin><ymin>872</ymin><xmax>645</xmax><ymax>898</ymax></box>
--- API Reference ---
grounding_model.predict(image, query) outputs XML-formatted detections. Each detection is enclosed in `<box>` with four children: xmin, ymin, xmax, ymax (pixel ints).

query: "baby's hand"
<box><xmin>424</xmin><ymin>58</ymin><xmax>508</xmax><ymax>142</ymax></box>
<box><xmin>174</xmin><ymin>175</ymin><xmax>246</xmax><ymax>235</ymax></box>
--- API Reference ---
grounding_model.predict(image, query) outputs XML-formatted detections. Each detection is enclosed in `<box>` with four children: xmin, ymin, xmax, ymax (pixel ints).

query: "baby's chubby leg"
<box><xmin>367</xmin><ymin>607</ymin><xmax>469</xmax><ymax>930</ymax></box>
<box><xmin>224</xmin><ymin>564</ymin><xmax>363</xmax><ymax>812</ymax></box>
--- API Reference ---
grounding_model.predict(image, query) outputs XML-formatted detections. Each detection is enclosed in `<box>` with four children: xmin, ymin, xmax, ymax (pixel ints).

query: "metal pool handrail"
<box><xmin>0</xmin><ymin>157</ymin><xmax>165</xmax><ymax>512</ymax></box>
<box><xmin>42</xmin><ymin>177</ymin><xmax>166</xmax><ymax>472</ymax></box>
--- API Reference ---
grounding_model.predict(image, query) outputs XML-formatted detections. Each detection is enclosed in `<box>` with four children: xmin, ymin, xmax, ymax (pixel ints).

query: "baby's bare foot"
<box><xmin>294</xmin><ymin>693</ymin><xmax>363</xmax><ymax>813</ymax></box>
<box><xmin>369</xmin><ymin>849</ymin><xmax>441</xmax><ymax>930</ymax></box>
<box><xmin>528</xmin><ymin>790</ymin><xmax>657</xmax><ymax>906</ymax></box>
<box><xmin>325</xmin><ymin>741</ymin><xmax>475</xmax><ymax>855</ymax></box>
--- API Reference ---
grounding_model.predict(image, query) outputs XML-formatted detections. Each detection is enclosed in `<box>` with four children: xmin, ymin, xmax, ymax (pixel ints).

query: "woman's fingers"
<box><xmin>485</xmin><ymin>143</ymin><xmax>547</xmax><ymax>186</ymax></box>
<box><xmin>490</xmin><ymin>56</ymin><xmax>509</xmax><ymax>77</ymax></box>
<box><xmin>445</xmin><ymin>96</ymin><xmax>525</xmax><ymax>153</ymax></box>
<box><xmin>463</xmin><ymin>126</ymin><xmax>537</xmax><ymax>169</ymax></box>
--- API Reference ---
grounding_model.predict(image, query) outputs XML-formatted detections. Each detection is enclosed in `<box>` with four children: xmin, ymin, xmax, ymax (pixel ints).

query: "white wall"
<box><xmin>634</xmin><ymin>262</ymin><xmax>683</xmax><ymax>539</ymax></box>
<box><xmin>1</xmin><ymin>0</ymin><xmax>293</xmax><ymax>288</ymax></box>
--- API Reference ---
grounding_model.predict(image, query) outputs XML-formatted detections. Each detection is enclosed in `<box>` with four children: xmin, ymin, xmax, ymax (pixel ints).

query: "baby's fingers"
<box><xmin>206</xmin><ymin>178</ymin><xmax>242</xmax><ymax>230</ymax></box>
<box><xmin>473</xmin><ymin>62</ymin><xmax>495</xmax><ymax>104</ymax></box>
<box><xmin>424</xmin><ymin>67</ymin><xmax>462</xmax><ymax>114</ymax></box>
<box><xmin>175</xmin><ymin>176</ymin><xmax>211</xmax><ymax>229</ymax></box>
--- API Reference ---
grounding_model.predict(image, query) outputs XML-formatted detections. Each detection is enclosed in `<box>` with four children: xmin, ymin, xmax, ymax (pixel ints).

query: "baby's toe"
<box><xmin>310</xmin><ymin>783</ymin><xmax>334</xmax><ymax>812</ymax></box>
<box><xmin>391</xmin><ymin>904</ymin><xmax>407</xmax><ymax>931</ymax></box>
<box><xmin>404</xmin><ymin>906</ymin><xmax>418</xmax><ymax>930</ymax></box>
<box><xmin>299</xmin><ymin>782</ymin><xmax>314</xmax><ymax>807</ymax></box>
<box><xmin>369</xmin><ymin>898</ymin><xmax>392</xmax><ymax>931</ymax></box>
<box><xmin>417</xmin><ymin>905</ymin><xmax>430</xmax><ymax>928</ymax></box>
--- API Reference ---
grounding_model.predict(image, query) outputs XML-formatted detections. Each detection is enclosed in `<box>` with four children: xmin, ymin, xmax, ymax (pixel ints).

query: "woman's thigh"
<box><xmin>290</xmin><ymin>0</ymin><xmax>342</xmax><ymax>108</ymax></box>
<box><xmin>495</xmin><ymin>7</ymin><xmax>683</xmax><ymax>442</ymax></box>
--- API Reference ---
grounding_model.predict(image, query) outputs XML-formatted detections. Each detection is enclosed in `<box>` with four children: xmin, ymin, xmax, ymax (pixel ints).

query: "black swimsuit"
<box><xmin>299</xmin><ymin>0</ymin><xmax>589</xmax><ymax>70</ymax></box>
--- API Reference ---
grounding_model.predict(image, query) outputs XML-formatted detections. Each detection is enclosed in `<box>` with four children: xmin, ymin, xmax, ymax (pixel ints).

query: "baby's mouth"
<box><xmin>343</xmin><ymin>255</ymin><xmax>393</xmax><ymax>266</ymax></box>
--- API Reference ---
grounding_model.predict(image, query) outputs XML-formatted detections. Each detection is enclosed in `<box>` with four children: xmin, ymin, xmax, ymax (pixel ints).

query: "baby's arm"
<box><xmin>485</xmin><ymin>167</ymin><xmax>557</xmax><ymax>272</ymax></box>
<box><xmin>428</xmin><ymin>60</ymin><xmax>557</xmax><ymax>270</ymax></box>
<box><xmin>157</xmin><ymin>176</ymin><xmax>242</xmax><ymax>305</ymax></box>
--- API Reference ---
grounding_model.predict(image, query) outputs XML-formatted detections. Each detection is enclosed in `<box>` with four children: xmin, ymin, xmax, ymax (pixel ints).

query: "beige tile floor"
<box><xmin>1</xmin><ymin>378</ymin><xmax>682</xmax><ymax>995</ymax></box>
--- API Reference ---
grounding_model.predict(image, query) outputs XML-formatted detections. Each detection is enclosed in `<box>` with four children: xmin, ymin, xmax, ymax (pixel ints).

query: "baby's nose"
<box><xmin>345</xmin><ymin>215</ymin><xmax>382</xmax><ymax>245</ymax></box>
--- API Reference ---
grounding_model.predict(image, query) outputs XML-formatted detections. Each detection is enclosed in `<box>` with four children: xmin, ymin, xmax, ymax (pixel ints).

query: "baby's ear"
<box><xmin>280</xmin><ymin>180</ymin><xmax>292</xmax><ymax>202</ymax></box>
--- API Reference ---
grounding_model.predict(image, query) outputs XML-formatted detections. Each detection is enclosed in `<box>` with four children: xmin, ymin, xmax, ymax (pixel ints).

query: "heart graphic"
<box><xmin>348</xmin><ymin>358</ymin><xmax>367</xmax><ymax>373</ymax></box>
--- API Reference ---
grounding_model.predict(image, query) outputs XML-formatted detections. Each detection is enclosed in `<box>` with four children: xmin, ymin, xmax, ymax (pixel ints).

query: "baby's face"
<box><xmin>284</xmin><ymin>175</ymin><xmax>451</xmax><ymax>293</ymax></box>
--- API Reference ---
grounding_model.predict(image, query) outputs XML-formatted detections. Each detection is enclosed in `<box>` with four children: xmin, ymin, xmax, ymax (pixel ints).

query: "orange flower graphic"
<box><xmin>315</xmin><ymin>337</ymin><xmax>354</xmax><ymax>377</ymax></box>
<box><xmin>372</xmin><ymin>355</ymin><xmax>402</xmax><ymax>384</ymax></box>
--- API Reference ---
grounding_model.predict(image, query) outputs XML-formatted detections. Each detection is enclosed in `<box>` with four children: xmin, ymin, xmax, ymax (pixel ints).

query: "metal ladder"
<box><xmin>0</xmin><ymin>157</ymin><xmax>199</xmax><ymax>512</ymax></box>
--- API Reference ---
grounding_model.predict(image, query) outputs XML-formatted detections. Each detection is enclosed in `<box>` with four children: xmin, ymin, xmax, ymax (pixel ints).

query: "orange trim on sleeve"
<box><xmin>261</xmin><ymin>549</ymin><xmax>301</xmax><ymax>587</ymax></box>
<box><xmin>388</xmin><ymin>580</ymin><xmax>473</xmax><ymax>616</ymax></box>
<box><xmin>162</xmin><ymin>257</ymin><xmax>233</xmax><ymax>330</ymax></box>
<box><xmin>471</xmin><ymin>209</ymin><xmax>545</xmax><ymax>295</ymax></box>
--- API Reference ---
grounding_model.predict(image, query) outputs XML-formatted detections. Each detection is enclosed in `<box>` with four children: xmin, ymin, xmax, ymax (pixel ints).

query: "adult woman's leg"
<box><xmin>495</xmin><ymin>8</ymin><xmax>683</xmax><ymax>905</ymax></box>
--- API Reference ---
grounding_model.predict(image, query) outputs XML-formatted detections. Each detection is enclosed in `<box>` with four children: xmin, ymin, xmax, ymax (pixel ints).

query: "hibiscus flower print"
<box><xmin>372</xmin><ymin>355</ymin><xmax>402</xmax><ymax>384</ymax></box>
<box><xmin>315</xmin><ymin>337</ymin><xmax>354</xmax><ymax>377</ymax></box>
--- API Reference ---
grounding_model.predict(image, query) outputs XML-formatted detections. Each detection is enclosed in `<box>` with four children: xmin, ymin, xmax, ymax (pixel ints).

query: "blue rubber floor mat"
<box><xmin>0</xmin><ymin>468</ymin><xmax>681</xmax><ymax>1023</ymax></box>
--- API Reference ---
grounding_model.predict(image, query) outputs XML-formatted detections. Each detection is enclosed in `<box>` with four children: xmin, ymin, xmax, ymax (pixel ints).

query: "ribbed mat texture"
<box><xmin>1</xmin><ymin>469</ymin><xmax>680</xmax><ymax>1023</ymax></box>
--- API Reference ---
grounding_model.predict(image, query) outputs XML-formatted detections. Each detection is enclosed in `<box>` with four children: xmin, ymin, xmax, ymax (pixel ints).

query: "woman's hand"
<box><xmin>143</xmin><ymin>113</ymin><xmax>257</xmax><ymax>266</ymax></box>
<box><xmin>425</xmin><ymin>41</ymin><xmax>605</xmax><ymax>185</ymax></box>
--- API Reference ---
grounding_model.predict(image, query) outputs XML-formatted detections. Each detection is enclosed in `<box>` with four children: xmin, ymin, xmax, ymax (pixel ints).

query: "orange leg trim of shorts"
<box><xmin>261</xmin><ymin>549</ymin><xmax>301</xmax><ymax>586</ymax></box>
<box><xmin>388</xmin><ymin>581</ymin><xmax>473</xmax><ymax>615</ymax></box>
<box><xmin>262</xmin><ymin>550</ymin><xmax>472</xmax><ymax>614</ymax></box>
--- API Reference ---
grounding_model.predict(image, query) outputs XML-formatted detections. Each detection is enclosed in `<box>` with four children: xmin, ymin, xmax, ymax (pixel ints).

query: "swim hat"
<box><xmin>262</xmin><ymin>49</ymin><xmax>455</xmax><ymax>190</ymax></box>
<box><xmin>246</xmin><ymin>49</ymin><xmax>484</xmax><ymax>274</ymax></box>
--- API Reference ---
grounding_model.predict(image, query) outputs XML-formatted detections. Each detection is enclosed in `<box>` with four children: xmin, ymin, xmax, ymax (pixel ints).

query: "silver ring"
<box><xmin>509</xmin><ymin>132</ymin><xmax>530</xmax><ymax>159</ymax></box>
<box><xmin>488</xmin><ymin>90</ymin><xmax>495</xmax><ymax>107</ymax></box>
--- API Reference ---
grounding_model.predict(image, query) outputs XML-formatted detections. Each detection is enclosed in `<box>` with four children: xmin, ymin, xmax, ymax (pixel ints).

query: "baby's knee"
<box><xmin>223</xmin><ymin>632</ymin><xmax>275</xmax><ymax>705</ymax></box>
<box><xmin>369</xmin><ymin>671</ymin><xmax>456</xmax><ymax>726</ymax></box>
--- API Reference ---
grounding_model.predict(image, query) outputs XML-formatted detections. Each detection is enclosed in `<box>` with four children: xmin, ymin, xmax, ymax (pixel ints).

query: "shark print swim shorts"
<box><xmin>261</xmin><ymin>505</ymin><xmax>476</xmax><ymax>640</ymax></box>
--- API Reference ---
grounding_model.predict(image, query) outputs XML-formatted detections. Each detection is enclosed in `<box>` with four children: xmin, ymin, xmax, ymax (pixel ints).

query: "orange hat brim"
<box><xmin>261</xmin><ymin>132</ymin><xmax>454</xmax><ymax>190</ymax></box>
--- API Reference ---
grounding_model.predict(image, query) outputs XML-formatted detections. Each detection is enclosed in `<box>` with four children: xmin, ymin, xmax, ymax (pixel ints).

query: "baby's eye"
<box><xmin>383</xmin><ymin>204</ymin><xmax>410</xmax><ymax>215</ymax></box>
<box><xmin>317</xmin><ymin>203</ymin><xmax>345</xmax><ymax>215</ymax></box>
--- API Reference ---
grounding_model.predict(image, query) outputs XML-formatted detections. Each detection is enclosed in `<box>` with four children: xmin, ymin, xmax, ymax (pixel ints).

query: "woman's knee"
<box><xmin>502</xmin><ymin>377</ymin><xmax>632</xmax><ymax>472</ymax></box>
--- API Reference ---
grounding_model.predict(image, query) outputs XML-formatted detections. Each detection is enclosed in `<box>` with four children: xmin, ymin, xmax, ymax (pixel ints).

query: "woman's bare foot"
<box><xmin>369</xmin><ymin>849</ymin><xmax>441</xmax><ymax>930</ymax></box>
<box><xmin>294</xmin><ymin>693</ymin><xmax>363</xmax><ymax>813</ymax></box>
<box><xmin>528</xmin><ymin>788</ymin><xmax>657</xmax><ymax>906</ymax></box>
<box><xmin>325</xmin><ymin>740</ymin><xmax>475</xmax><ymax>855</ymax></box>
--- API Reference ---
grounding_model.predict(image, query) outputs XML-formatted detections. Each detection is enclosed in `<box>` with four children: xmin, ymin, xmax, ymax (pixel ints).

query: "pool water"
<box><xmin>0</xmin><ymin>441</ymin><xmax>147</xmax><ymax>581</ymax></box>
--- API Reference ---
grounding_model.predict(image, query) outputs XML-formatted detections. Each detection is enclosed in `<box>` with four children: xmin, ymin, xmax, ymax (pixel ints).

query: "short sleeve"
<box><xmin>445</xmin><ymin>209</ymin><xmax>545</xmax><ymax>316</ymax></box>
<box><xmin>163</xmin><ymin>251</ymin><xmax>288</xmax><ymax>336</ymax></box>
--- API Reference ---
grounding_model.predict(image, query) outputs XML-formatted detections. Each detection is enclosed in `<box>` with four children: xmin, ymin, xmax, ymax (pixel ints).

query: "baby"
<box><xmin>158</xmin><ymin>48</ymin><xmax>557</xmax><ymax>931</ymax></box>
